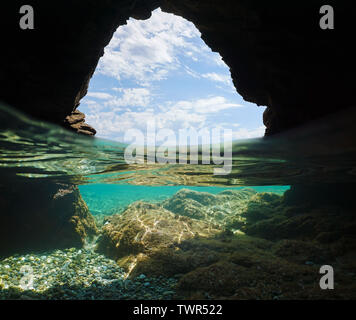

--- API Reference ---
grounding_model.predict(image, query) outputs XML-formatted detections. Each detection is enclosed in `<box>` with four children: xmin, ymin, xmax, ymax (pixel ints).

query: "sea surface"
<box><xmin>1</xmin><ymin>103</ymin><xmax>356</xmax><ymax>186</ymax></box>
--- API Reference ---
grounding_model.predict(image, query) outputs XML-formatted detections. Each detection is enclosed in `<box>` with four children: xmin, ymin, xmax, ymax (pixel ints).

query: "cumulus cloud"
<box><xmin>97</xmin><ymin>8</ymin><xmax>201</xmax><ymax>85</ymax></box>
<box><xmin>231</xmin><ymin>126</ymin><xmax>266</xmax><ymax>140</ymax></box>
<box><xmin>170</xmin><ymin>96</ymin><xmax>242</xmax><ymax>114</ymax></box>
<box><xmin>202</xmin><ymin>73</ymin><xmax>232</xmax><ymax>85</ymax></box>
<box><xmin>106</xmin><ymin>88</ymin><xmax>151</xmax><ymax>107</ymax></box>
<box><xmin>85</xmin><ymin>107</ymin><xmax>264</xmax><ymax>142</ymax></box>
<box><xmin>86</xmin><ymin>92</ymin><xmax>113</xmax><ymax>100</ymax></box>
<box><xmin>81</xmin><ymin>88</ymin><xmax>151</xmax><ymax>112</ymax></box>
<box><xmin>83</xmin><ymin>95</ymin><xmax>246</xmax><ymax>140</ymax></box>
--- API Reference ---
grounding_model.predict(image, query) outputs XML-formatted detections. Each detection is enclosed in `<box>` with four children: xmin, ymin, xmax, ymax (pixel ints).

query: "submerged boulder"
<box><xmin>96</xmin><ymin>201</ymin><xmax>222</xmax><ymax>277</ymax></box>
<box><xmin>0</xmin><ymin>177</ymin><xmax>97</xmax><ymax>257</ymax></box>
<box><xmin>245</xmin><ymin>206</ymin><xmax>356</xmax><ymax>244</ymax></box>
<box><xmin>218</xmin><ymin>188</ymin><xmax>257</xmax><ymax>201</ymax></box>
<box><xmin>163</xmin><ymin>187</ymin><xmax>257</xmax><ymax>227</ymax></box>
<box><xmin>94</xmin><ymin>187</ymin><xmax>356</xmax><ymax>299</ymax></box>
<box><xmin>243</xmin><ymin>192</ymin><xmax>283</xmax><ymax>223</ymax></box>
<box><xmin>163</xmin><ymin>188</ymin><xmax>218</xmax><ymax>207</ymax></box>
<box><xmin>163</xmin><ymin>196</ymin><xmax>206</xmax><ymax>220</ymax></box>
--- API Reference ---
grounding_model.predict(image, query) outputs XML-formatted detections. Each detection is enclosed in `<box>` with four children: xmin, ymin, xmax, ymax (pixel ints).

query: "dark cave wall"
<box><xmin>161</xmin><ymin>0</ymin><xmax>356</xmax><ymax>134</ymax></box>
<box><xmin>0</xmin><ymin>176</ymin><xmax>98</xmax><ymax>257</ymax></box>
<box><xmin>0</xmin><ymin>0</ymin><xmax>355</xmax><ymax>135</ymax></box>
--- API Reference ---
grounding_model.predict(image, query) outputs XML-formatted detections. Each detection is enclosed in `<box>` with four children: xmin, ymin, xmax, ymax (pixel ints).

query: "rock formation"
<box><xmin>63</xmin><ymin>110</ymin><xmax>96</xmax><ymax>136</ymax></box>
<box><xmin>0</xmin><ymin>176</ymin><xmax>98</xmax><ymax>257</ymax></box>
<box><xmin>96</xmin><ymin>200</ymin><xmax>221</xmax><ymax>277</ymax></box>
<box><xmin>95</xmin><ymin>188</ymin><xmax>356</xmax><ymax>299</ymax></box>
<box><xmin>1</xmin><ymin>1</ymin><xmax>355</xmax><ymax>135</ymax></box>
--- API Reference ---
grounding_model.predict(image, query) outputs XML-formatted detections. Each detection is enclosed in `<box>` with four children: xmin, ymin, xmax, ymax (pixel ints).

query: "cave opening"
<box><xmin>78</xmin><ymin>8</ymin><xmax>266</xmax><ymax>144</ymax></box>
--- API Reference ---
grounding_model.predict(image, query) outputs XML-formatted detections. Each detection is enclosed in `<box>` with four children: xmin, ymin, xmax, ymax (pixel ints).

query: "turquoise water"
<box><xmin>79</xmin><ymin>184</ymin><xmax>290</xmax><ymax>215</ymax></box>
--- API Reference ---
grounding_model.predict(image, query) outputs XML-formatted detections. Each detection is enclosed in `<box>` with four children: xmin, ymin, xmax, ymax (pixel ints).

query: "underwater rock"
<box><xmin>177</xmin><ymin>261</ymin><xmax>246</xmax><ymax>297</ymax></box>
<box><xmin>0</xmin><ymin>177</ymin><xmax>97</xmax><ymax>257</ymax></box>
<box><xmin>92</xmin><ymin>188</ymin><xmax>356</xmax><ymax>299</ymax></box>
<box><xmin>243</xmin><ymin>192</ymin><xmax>283</xmax><ymax>223</ymax></box>
<box><xmin>176</xmin><ymin>233</ymin><xmax>356</xmax><ymax>299</ymax></box>
<box><xmin>174</xmin><ymin>236</ymin><xmax>321</xmax><ymax>299</ymax></box>
<box><xmin>176</xmin><ymin>257</ymin><xmax>321</xmax><ymax>299</ymax></box>
<box><xmin>234</xmin><ymin>188</ymin><xmax>356</xmax><ymax>252</ymax></box>
<box><xmin>163</xmin><ymin>188</ymin><xmax>218</xmax><ymax>207</ymax></box>
<box><xmin>271</xmin><ymin>239</ymin><xmax>331</xmax><ymax>265</ymax></box>
<box><xmin>163</xmin><ymin>196</ymin><xmax>206</xmax><ymax>220</ymax></box>
<box><xmin>163</xmin><ymin>188</ymin><xmax>256</xmax><ymax>227</ymax></box>
<box><xmin>244</xmin><ymin>204</ymin><xmax>356</xmax><ymax>245</ymax></box>
<box><xmin>218</xmin><ymin>188</ymin><xmax>257</xmax><ymax>200</ymax></box>
<box><xmin>96</xmin><ymin>201</ymin><xmax>221</xmax><ymax>277</ymax></box>
<box><xmin>95</xmin><ymin>188</ymin><xmax>284</xmax><ymax>280</ymax></box>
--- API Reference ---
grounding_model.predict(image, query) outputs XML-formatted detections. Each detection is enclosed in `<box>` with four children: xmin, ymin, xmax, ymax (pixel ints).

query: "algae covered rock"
<box><xmin>95</xmin><ymin>188</ymin><xmax>284</xmax><ymax>278</ymax></box>
<box><xmin>92</xmin><ymin>187</ymin><xmax>356</xmax><ymax>299</ymax></box>
<box><xmin>176</xmin><ymin>240</ymin><xmax>318</xmax><ymax>299</ymax></box>
<box><xmin>0</xmin><ymin>177</ymin><xmax>97</xmax><ymax>257</ymax></box>
<box><xmin>218</xmin><ymin>188</ymin><xmax>257</xmax><ymax>201</ymax></box>
<box><xmin>243</xmin><ymin>204</ymin><xmax>356</xmax><ymax>244</ymax></box>
<box><xmin>95</xmin><ymin>187</ymin><xmax>261</xmax><ymax>278</ymax></box>
<box><xmin>164</xmin><ymin>188</ymin><xmax>218</xmax><ymax>207</ymax></box>
<box><xmin>163</xmin><ymin>187</ymin><xmax>256</xmax><ymax>228</ymax></box>
<box><xmin>177</xmin><ymin>261</ymin><xmax>244</xmax><ymax>296</ymax></box>
<box><xmin>162</xmin><ymin>196</ymin><xmax>206</xmax><ymax>220</ymax></box>
<box><xmin>60</xmin><ymin>188</ymin><xmax>98</xmax><ymax>245</ymax></box>
<box><xmin>271</xmin><ymin>239</ymin><xmax>331</xmax><ymax>265</ymax></box>
<box><xmin>96</xmin><ymin>201</ymin><xmax>221</xmax><ymax>277</ymax></box>
<box><xmin>243</xmin><ymin>192</ymin><xmax>283</xmax><ymax>223</ymax></box>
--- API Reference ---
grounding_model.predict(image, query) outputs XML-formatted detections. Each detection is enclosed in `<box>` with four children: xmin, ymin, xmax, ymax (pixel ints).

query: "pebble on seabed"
<box><xmin>0</xmin><ymin>248</ymin><xmax>177</xmax><ymax>300</ymax></box>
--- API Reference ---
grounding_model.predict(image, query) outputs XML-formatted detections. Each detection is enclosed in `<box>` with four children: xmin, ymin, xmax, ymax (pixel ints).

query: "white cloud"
<box><xmin>81</xmin><ymin>88</ymin><xmax>151</xmax><ymax>113</ymax></box>
<box><xmin>107</xmin><ymin>88</ymin><xmax>151</xmax><ymax>107</ymax></box>
<box><xmin>231</xmin><ymin>126</ymin><xmax>266</xmax><ymax>140</ymax></box>
<box><xmin>85</xmin><ymin>107</ymin><xmax>265</xmax><ymax>142</ymax></box>
<box><xmin>184</xmin><ymin>66</ymin><xmax>201</xmax><ymax>79</ymax></box>
<box><xmin>202</xmin><ymin>73</ymin><xmax>232</xmax><ymax>86</ymax></box>
<box><xmin>171</xmin><ymin>96</ymin><xmax>243</xmax><ymax>114</ymax></box>
<box><xmin>213</xmin><ymin>55</ymin><xmax>226</xmax><ymax>67</ymax></box>
<box><xmin>83</xmin><ymin>95</ymin><xmax>246</xmax><ymax>140</ymax></box>
<box><xmin>97</xmin><ymin>8</ymin><xmax>201</xmax><ymax>86</ymax></box>
<box><xmin>86</xmin><ymin>92</ymin><xmax>113</xmax><ymax>100</ymax></box>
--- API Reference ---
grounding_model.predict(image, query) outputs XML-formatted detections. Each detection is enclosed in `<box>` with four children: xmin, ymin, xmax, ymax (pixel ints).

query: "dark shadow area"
<box><xmin>0</xmin><ymin>175</ymin><xmax>97</xmax><ymax>258</ymax></box>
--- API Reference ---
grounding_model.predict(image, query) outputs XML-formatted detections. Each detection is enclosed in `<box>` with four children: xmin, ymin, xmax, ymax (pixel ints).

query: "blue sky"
<box><xmin>79</xmin><ymin>8</ymin><xmax>266</xmax><ymax>143</ymax></box>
